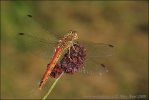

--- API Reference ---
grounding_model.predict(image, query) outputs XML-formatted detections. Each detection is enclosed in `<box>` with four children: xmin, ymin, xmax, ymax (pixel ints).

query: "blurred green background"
<box><xmin>1</xmin><ymin>1</ymin><xmax>148</xmax><ymax>99</ymax></box>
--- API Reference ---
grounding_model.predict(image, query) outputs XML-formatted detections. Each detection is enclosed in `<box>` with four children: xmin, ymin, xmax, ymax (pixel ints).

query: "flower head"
<box><xmin>61</xmin><ymin>43</ymin><xmax>86</xmax><ymax>74</ymax></box>
<box><xmin>50</xmin><ymin>64</ymin><xmax>63</xmax><ymax>78</ymax></box>
<box><xmin>50</xmin><ymin>43</ymin><xmax>86</xmax><ymax>78</ymax></box>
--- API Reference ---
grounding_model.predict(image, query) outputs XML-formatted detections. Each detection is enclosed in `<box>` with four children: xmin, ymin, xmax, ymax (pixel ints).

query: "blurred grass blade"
<box><xmin>42</xmin><ymin>72</ymin><xmax>64</xmax><ymax>100</ymax></box>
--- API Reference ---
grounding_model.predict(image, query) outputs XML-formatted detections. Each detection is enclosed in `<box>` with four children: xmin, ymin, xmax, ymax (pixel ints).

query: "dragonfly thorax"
<box><xmin>58</xmin><ymin>30</ymin><xmax>78</xmax><ymax>50</ymax></box>
<box><xmin>69</xmin><ymin>30</ymin><xmax>78</xmax><ymax>40</ymax></box>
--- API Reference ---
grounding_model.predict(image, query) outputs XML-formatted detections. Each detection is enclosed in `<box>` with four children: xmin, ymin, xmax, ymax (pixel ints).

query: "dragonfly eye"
<box><xmin>71</xmin><ymin>31</ymin><xmax>78</xmax><ymax>40</ymax></box>
<box><xmin>68</xmin><ymin>30</ymin><xmax>78</xmax><ymax>40</ymax></box>
<box><xmin>74</xmin><ymin>33</ymin><xmax>78</xmax><ymax>40</ymax></box>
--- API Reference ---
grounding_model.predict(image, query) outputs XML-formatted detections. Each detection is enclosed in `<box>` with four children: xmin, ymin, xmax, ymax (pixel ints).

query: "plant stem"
<box><xmin>42</xmin><ymin>72</ymin><xmax>64</xmax><ymax>100</ymax></box>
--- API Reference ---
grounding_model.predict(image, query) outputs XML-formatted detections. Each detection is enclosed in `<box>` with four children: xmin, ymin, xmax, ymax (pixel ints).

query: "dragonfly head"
<box><xmin>69</xmin><ymin>30</ymin><xmax>78</xmax><ymax>40</ymax></box>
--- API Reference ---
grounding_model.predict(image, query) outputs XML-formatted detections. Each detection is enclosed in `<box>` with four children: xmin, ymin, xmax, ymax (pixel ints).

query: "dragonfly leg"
<box><xmin>68</xmin><ymin>42</ymin><xmax>77</xmax><ymax>60</ymax></box>
<box><xmin>68</xmin><ymin>47</ymin><xmax>73</xmax><ymax>61</ymax></box>
<box><xmin>72</xmin><ymin>43</ymin><xmax>78</xmax><ymax>52</ymax></box>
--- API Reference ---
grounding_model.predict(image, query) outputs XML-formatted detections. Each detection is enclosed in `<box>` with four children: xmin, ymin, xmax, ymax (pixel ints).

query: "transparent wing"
<box><xmin>25</xmin><ymin>14</ymin><xmax>64</xmax><ymax>41</ymax></box>
<box><xmin>78</xmin><ymin>40</ymin><xmax>115</xmax><ymax>58</ymax></box>
<box><xmin>77</xmin><ymin>40</ymin><xmax>115</xmax><ymax>75</ymax></box>
<box><xmin>16</xmin><ymin>14</ymin><xmax>61</xmax><ymax>59</ymax></box>
<box><xmin>16</xmin><ymin>32</ymin><xmax>58</xmax><ymax>59</ymax></box>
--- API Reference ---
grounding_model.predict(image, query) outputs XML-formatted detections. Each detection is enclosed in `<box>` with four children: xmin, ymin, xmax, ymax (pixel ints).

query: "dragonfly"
<box><xmin>38</xmin><ymin>31</ymin><xmax>78</xmax><ymax>89</ymax></box>
<box><xmin>17</xmin><ymin>15</ymin><xmax>115</xmax><ymax>90</ymax></box>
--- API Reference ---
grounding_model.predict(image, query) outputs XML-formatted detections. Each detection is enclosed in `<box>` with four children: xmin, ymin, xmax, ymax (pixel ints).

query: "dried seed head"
<box><xmin>50</xmin><ymin>43</ymin><xmax>86</xmax><ymax>78</ymax></box>
<box><xmin>50</xmin><ymin>64</ymin><xmax>63</xmax><ymax>78</ymax></box>
<box><xmin>61</xmin><ymin>43</ymin><xmax>86</xmax><ymax>74</ymax></box>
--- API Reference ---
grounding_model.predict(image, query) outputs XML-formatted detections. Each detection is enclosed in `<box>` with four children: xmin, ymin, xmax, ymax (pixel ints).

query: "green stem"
<box><xmin>42</xmin><ymin>72</ymin><xmax>64</xmax><ymax>100</ymax></box>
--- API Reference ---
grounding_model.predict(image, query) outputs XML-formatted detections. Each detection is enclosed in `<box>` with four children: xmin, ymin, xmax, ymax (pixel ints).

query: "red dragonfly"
<box><xmin>18</xmin><ymin>15</ymin><xmax>115</xmax><ymax>90</ymax></box>
<box><xmin>38</xmin><ymin>31</ymin><xmax>78</xmax><ymax>89</ymax></box>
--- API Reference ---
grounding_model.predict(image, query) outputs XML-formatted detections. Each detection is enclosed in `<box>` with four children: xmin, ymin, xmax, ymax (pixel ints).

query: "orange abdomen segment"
<box><xmin>39</xmin><ymin>47</ymin><xmax>62</xmax><ymax>89</ymax></box>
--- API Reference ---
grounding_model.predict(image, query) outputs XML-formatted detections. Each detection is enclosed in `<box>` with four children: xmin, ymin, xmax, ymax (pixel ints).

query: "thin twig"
<box><xmin>42</xmin><ymin>72</ymin><xmax>64</xmax><ymax>100</ymax></box>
